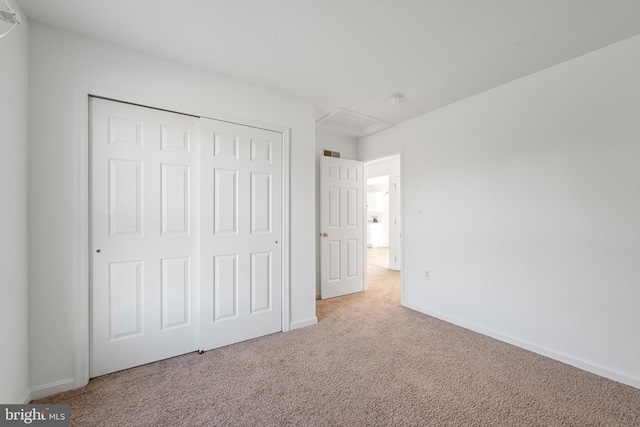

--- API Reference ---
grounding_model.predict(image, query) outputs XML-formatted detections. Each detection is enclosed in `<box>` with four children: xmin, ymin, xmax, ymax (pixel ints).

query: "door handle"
<box><xmin>321</xmin><ymin>232</ymin><xmax>329</xmax><ymax>237</ymax></box>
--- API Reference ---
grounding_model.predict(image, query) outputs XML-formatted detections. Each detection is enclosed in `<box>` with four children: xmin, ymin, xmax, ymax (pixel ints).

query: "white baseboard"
<box><xmin>20</xmin><ymin>389</ymin><xmax>32</xmax><ymax>404</ymax></box>
<box><xmin>402</xmin><ymin>302</ymin><xmax>640</xmax><ymax>390</ymax></box>
<box><xmin>289</xmin><ymin>317</ymin><xmax>318</xmax><ymax>331</ymax></box>
<box><xmin>29</xmin><ymin>377</ymin><xmax>76</xmax><ymax>401</ymax></box>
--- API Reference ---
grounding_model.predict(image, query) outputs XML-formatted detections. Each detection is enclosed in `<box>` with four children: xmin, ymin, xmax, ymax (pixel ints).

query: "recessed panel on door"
<box><xmin>251</xmin><ymin>172</ymin><xmax>271</xmax><ymax>233</ymax></box>
<box><xmin>251</xmin><ymin>252</ymin><xmax>272</xmax><ymax>313</ymax></box>
<box><xmin>346</xmin><ymin>167</ymin><xmax>358</xmax><ymax>182</ymax></box>
<box><xmin>214</xmin><ymin>134</ymin><xmax>238</xmax><ymax>159</ymax></box>
<box><xmin>251</xmin><ymin>139</ymin><xmax>272</xmax><ymax>163</ymax></box>
<box><xmin>328</xmin><ymin>187</ymin><xmax>340</xmax><ymax>228</ymax></box>
<box><xmin>328</xmin><ymin>165</ymin><xmax>340</xmax><ymax>181</ymax></box>
<box><xmin>347</xmin><ymin>239</ymin><xmax>358</xmax><ymax>279</ymax></box>
<box><xmin>109</xmin><ymin>260</ymin><xmax>143</xmax><ymax>340</ymax></box>
<box><xmin>109</xmin><ymin>159</ymin><xmax>143</xmax><ymax>237</ymax></box>
<box><xmin>161</xmin><ymin>164</ymin><xmax>190</xmax><ymax>235</ymax></box>
<box><xmin>109</xmin><ymin>116</ymin><xmax>143</xmax><ymax>147</ymax></box>
<box><xmin>214</xmin><ymin>169</ymin><xmax>238</xmax><ymax>234</ymax></box>
<box><xmin>347</xmin><ymin>188</ymin><xmax>358</xmax><ymax>228</ymax></box>
<box><xmin>214</xmin><ymin>254</ymin><xmax>238</xmax><ymax>321</ymax></box>
<box><xmin>161</xmin><ymin>257</ymin><xmax>190</xmax><ymax>329</ymax></box>
<box><xmin>329</xmin><ymin>240</ymin><xmax>341</xmax><ymax>282</ymax></box>
<box><xmin>161</xmin><ymin>126</ymin><xmax>190</xmax><ymax>153</ymax></box>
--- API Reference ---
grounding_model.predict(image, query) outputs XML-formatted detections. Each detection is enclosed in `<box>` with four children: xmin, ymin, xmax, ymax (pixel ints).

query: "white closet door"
<box><xmin>90</xmin><ymin>97</ymin><xmax>200</xmax><ymax>377</ymax></box>
<box><xmin>199</xmin><ymin>118</ymin><xmax>282</xmax><ymax>350</ymax></box>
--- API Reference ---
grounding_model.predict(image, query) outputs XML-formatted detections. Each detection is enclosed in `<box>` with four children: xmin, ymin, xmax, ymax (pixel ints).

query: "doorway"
<box><xmin>364</xmin><ymin>154</ymin><xmax>401</xmax><ymax>291</ymax></box>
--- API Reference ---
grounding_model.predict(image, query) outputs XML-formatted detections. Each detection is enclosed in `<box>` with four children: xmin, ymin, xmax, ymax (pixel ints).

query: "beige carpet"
<box><xmin>367</xmin><ymin>245</ymin><xmax>389</xmax><ymax>269</ymax></box>
<box><xmin>34</xmin><ymin>261</ymin><xmax>640</xmax><ymax>426</ymax></box>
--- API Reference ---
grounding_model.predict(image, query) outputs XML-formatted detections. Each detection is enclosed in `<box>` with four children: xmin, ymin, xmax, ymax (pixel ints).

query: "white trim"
<box><xmin>400</xmin><ymin>147</ymin><xmax>406</xmax><ymax>306</ymax></box>
<box><xmin>20</xmin><ymin>389</ymin><xmax>32</xmax><ymax>405</ymax></box>
<box><xmin>74</xmin><ymin>86</ymin><xmax>90</xmax><ymax>389</ymax></box>
<box><xmin>29</xmin><ymin>378</ymin><xmax>76</xmax><ymax>401</ymax></box>
<box><xmin>289</xmin><ymin>317</ymin><xmax>318</xmax><ymax>330</ymax></box>
<box><xmin>403</xmin><ymin>302</ymin><xmax>640</xmax><ymax>390</ymax></box>
<box><xmin>83</xmin><ymin>88</ymin><xmax>289</xmax><ymax>134</ymax></box>
<box><xmin>362</xmin><ymin>161</ymin><xmax>368</xmax><ymax>291</ymax></box>
<box><xmin>74</xmin><ymin>84</ymin><xmax>293</xmax><ymax>390</ymax></box>
<box><xmin>281</xmin><ymin>129</ymin><xmax>291</xmax><ymax>332</ymax></box>
<box><xmin>193</xmin><ymin>118</ymin><xmax>203</xmax><ymax>351</ymax></box>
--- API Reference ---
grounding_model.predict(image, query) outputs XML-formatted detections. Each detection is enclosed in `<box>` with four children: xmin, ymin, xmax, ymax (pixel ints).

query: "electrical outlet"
<box><xmin>424</xmin><ymin>270</ymin><xmax>430</xmax><ymax>280</ymax></box>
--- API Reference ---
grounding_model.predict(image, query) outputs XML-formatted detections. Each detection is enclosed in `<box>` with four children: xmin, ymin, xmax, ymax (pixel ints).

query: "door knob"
<box><xmin>322</xmin><ymin>232</ymin><xmax>329</xmax><ymax>237</ymax></box>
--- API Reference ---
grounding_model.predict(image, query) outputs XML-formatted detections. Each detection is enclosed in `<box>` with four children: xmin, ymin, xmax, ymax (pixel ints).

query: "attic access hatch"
<box><xmin>316</xmin><ymin>108</ymin><xmax>394</xmax><ymax>138</ymax></box>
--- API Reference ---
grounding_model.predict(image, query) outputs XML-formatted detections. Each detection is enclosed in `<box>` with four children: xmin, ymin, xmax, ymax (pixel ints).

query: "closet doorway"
<box><xmin>90</xmin><ymin>97</ymin><xmax>285</xmax><ymax>376</ymax></box>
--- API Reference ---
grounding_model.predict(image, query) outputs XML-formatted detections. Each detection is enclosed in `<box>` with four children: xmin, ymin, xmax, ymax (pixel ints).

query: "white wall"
<box><xmin>0</xmin><ymin>3</ymin><xmax>29</xmax><ymax>404</ymax></box>
<box><xmin>315</xmin><ymin>127</ymin><xmax>359</xmax><ymax>295</ymax></box>
<box><xmin>364</xmin><ymin>155</ymin><xmax>400</xmax><ymax>180</ymax></box>
<box><xmin>28</xmin><ymin>23</ymin><xmax>317</xmax><ymax>396</ymax></box>
<box><xmin>359</xmin><ymin>35</ymin><xmax>640</xmax><ymax>388</ymax></box>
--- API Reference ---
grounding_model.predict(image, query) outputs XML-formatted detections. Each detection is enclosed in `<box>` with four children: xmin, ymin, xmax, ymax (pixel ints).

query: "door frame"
<box><xmin>74</xmin><ymin>86</ymin><xmax>291</xmax><ymax>388</ymax></box>
<box><xmin>362</xmin><ymin>150</ymin><xmax>404</xmax><ymax>301</ymax></box>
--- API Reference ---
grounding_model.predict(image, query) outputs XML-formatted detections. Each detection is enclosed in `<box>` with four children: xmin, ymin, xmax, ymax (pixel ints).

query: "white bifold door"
<box><xmin>320</xmin><ymin>156</ymin><xmax>364</xmax><ymax>299</ymax></box>
<box><xmin>90</xmin><ymin>98</ymin><xmax>282</xmax><ymax>377</ymax></box>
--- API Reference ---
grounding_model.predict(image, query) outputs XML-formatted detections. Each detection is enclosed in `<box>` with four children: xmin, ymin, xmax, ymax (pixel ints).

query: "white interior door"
<box><xmin>320</xmin><ymin>156</ymin><xmax>364</xmax><ymax>299</ymax></box>
<box><xmin>199</xmin><ymin>118</ymin><xmax>282</xmax><ymax>350</ymax></box>
<box><xmin>90</xmin><ymin>97</ymin><xmax>200</xmax><ymax>377</ymax></box>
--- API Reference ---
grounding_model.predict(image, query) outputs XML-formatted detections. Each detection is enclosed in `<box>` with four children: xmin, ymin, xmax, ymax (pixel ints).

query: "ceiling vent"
<box><xmin>316</xmin><ymin>108</ymin><xmax>394</xmax><ymax>138</ymax></box>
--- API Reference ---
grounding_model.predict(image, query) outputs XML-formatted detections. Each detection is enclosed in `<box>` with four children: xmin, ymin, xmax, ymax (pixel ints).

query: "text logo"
<box><xmin>0</xmin><ymin>405</ymin><xmax>69</xmax><ymax>426</ymax></box>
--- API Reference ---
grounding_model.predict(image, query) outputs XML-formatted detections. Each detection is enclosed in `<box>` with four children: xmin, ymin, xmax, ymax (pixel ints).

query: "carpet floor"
<box><xmin>34</xmin><ymin>261</ymin><xmax>640</xmax><ymax>426</ymax></box>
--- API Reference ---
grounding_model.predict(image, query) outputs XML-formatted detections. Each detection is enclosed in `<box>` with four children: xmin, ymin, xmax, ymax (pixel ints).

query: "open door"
<box><xmin>320</xmin><ymin>156</ymin><xmax>364</xmax><ymax>299</ymax></box>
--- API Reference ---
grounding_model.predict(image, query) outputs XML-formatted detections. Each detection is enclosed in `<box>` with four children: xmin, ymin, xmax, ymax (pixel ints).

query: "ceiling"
<box><xmin>15</xmin><ymin>0</ymin><xmax>640</xmax><ymax>127</ymax></box>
